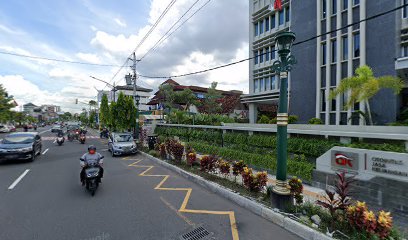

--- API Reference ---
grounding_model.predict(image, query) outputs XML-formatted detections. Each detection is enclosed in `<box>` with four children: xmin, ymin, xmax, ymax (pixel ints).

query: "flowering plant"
<box><xmin>241</xmin><ymin>167</ymin><xmax>268</xmax><ymax>192</ymax></box>
<box><xmin>159</xmin><ymin>143</ymin><xmax>167</xmax><ymax>159</ymax></box>
<box><xmin>187</xmin><ymin>152</ymin><xmax>197</xmax><ymax>166</ymax></box>
<box><xmin>218</xmin><ymin>159</ymin><xmax>231</xmax><ymax>177</ymax></box>
<box><xmin>232</xmin><ymin>160</ymin><xmax>247</xmax><ymax>181</ymax></box>
<box><xmin>200</xmin><ymin>155</ymin><xmax>217</xmax><ymax>173</ymax></box>
<box><xmin>288</xmin><ymin>177</ymin><xmax>303</xmax><ymax>205</ymax></box>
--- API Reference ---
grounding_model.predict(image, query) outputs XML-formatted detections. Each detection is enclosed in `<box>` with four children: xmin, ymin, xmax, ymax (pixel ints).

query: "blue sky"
<box><xmin>0</xmin><ymin>0</ymin><xmax>249</xmax><ymax>112</ymax></box>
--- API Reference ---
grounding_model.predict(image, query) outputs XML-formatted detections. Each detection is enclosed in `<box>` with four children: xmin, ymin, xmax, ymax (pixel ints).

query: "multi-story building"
<box><xmin>96</xmin><ymin>85</ymin><xmax>153</xmax><ymax>111</ymax></box>
<box><xmin>23</xmin><ymin>103</ymin><xmax>38</xmax><ymax>114</ymax></box>
<box><xmin>243</xmin><ymin>0</ymin><xmax>408</xmax><ymax>125</ymax></box>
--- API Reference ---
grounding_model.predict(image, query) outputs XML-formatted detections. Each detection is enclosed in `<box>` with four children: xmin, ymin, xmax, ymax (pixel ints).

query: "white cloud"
<box><xmin>76</xmin><ymin>52</ymin><xmax>101</xmax><ymax>64</ymax></box>
<box><xmin>0</xmin><ymin>24</ymin><xmax>24</xmax><ymax>35</ymax></box>
<box><xmin>114</xmin><ymin>18</ymin><xmax>127</xmax><ymax>27</ymax></box>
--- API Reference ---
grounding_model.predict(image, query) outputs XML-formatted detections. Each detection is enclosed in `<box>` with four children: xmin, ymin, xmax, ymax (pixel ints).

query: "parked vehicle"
<box><xmin>7</xmin><ymin>125</ymin><xmax>16</xmax><ymax>132</ymax></box>
<box><xmin>108</xmin><ymin>132</ymin><xmax>137</xmax><ymax>157</ymax></box>
<box><xmin>0</xmin><ymin>125</ymin><xmax>10</xmax><ymax>133</ymax></box>
<box><xmin>51</xmin><ymin>124</ymin><xmax>61</xmax><ymax>133</ymax></box>
<box><xmin>0</xmin><ymin>132</ymin><xmax>42</xmax><ymax>162</ymax></box>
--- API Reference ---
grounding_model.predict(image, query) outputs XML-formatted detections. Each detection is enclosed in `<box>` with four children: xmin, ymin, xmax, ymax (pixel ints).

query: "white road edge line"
<box><xmin>8</xmin><ymin>169</ymin><xmax>30</xmax><ymax>190</ymax></box>
<box><xmin>42</xmin><ymin>148</ymin><xmax>49</xmax><ymax>155</ymax></box>
<box><xmin>53</xmin><ymin>139</ymin><xmax>56</xmax><ymax>143</ymax></box>
<box><xmin>39</xmin><ymin>129</ymin><xmax>50</xmax><ymax>135</ymax></box>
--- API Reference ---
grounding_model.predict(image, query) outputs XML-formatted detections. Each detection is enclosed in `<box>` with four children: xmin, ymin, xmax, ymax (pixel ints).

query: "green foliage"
<box><xmin>257</xmin><ymin>115</ymin><xmax>270</xmax><ymax>124</ymax></box>
<box><xmin>88</xmin><ymin>110</ymin><xmax>96</xmax><ymax>126</ymax></box>
<box><xmin>288</xmin><ymin>115</ymin><xmax>299</xmax><ymax>124</ymax></box>
<box><xmin>99</xmin><ymin>94</ymin><xmax>110</xmax><ymax>127</ymax></box>
<box><xmin>308</xmin><ymin>118</ymin><xmax>323</xmax><ymax>124</ymax></box>
<box><xmin>0</xmin><ymin>84</ymin><xmax>14</xmax><ymax>123</ymax></box>
<box><xmin>202</xmin><ymin>82</ymin><xmax>222</xmax><ymax>114</ymax></box>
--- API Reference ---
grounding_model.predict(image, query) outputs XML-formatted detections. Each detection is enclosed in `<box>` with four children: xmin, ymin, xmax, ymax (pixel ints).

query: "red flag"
<box><xmin>274</xmin><ymin>0</ymin><xmax>282</xmax><ymax>11</ymax></box>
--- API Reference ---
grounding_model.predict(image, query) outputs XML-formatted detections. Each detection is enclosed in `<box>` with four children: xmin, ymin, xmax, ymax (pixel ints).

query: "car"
<box><xmin>108</xmin><ymin>132</ymin><xmax>137</xmax><ymax>157</ymax></box>
<box><xmin>27</xmin><ymin>124</ymin><xmax>33</xmax><ymax>129</ymax></box>
<box><xmin>51</xmin><ymin>124</ymin><xmax>62</xmax><ymax>132</ymax></box>
<box><xmin>0</xmin><ymin>132</ymin><xmax>42</xmax><ymax>162</ymax></box>
<box><xmin>7</xmin><ymin>124</ymin><xmax>16</xmax><ymax>132</ymax></box>
<box><xmin>0</xmin><ymin>125</ymin><xmax>10</xmax><ymax>133</ymax></box>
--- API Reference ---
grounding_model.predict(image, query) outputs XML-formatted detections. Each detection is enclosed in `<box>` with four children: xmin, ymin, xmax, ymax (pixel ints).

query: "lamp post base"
<box><xmin>271</xmin><ymin>180</ymin><xmax>293</xmax><ymax>210</ymax></box>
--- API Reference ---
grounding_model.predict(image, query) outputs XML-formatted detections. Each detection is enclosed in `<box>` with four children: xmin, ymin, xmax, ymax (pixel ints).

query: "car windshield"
<box><xmin>115</xmin><ymin>134</ymin><xmax>133</xmax><ymax>142</ymax></box>
<box><xmin>3</xmin><ymin>135</ymin><xmax>34</xmax><ymax>144</ymax></box>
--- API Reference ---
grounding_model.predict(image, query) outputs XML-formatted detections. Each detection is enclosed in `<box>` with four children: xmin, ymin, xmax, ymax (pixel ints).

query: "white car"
<box><xmin>0</xmin><ymin>125</ymin><xmax>10</xmax><ymax>133</ymax></box>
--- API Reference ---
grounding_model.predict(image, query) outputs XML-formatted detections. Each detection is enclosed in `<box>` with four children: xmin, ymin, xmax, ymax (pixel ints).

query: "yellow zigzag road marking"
<box><xmin>127</xmin><ymin>159</ymin><xmax>240</xmax><ymax>240</ymax></box>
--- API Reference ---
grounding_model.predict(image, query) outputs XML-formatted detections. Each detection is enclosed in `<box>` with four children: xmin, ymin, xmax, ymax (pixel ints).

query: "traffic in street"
<box><xmin>0</xmin><ymin>125</ymin><xmax>300</xmax><ymax>240</ymax></box>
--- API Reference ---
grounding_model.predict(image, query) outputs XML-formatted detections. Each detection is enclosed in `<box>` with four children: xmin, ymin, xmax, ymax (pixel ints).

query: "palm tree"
<box><xmin>88</xmin><ymin>100</ymin><xmax>97</xmax><ymax>110</ymax></box>
<box><xmin>330</xmin><ymin>65</ymin><xmax>404</xmax><ymax>125</ymax></box>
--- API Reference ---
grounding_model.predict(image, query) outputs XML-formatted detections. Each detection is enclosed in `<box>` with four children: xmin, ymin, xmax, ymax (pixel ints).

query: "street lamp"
<box><xmin>135</xmin><ymin>94</ymin><xmax>140</xmax><ymax>141</ymax></box>
<box><xmin>271</xmin><ymin>31</ymin><xmax>297</xmax><ymax>205</ymax></box>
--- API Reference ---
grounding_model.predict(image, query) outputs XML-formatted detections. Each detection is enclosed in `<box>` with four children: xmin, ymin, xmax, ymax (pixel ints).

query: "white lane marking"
<box><xmin>39</xmin><ymin>129</ymin><xmax>50</xmax><ymax>135</ymax></box>
<box><xmin>53</xmin><ymin>139</ymin><xmax>56</xmax><ymax>143</ymax></box>
<box><xmin>8</xmin><ymin>169</ymin><xmax>30</xmax><ymax>190</ymax></box>
<box><xmin>42</xmin><ymin>148</ymin><xmax>49</xmax><ymax>155</ymax></box>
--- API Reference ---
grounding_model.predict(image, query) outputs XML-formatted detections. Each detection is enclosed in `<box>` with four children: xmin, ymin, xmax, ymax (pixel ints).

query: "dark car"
<box><xmin>108</xmin><ymin>132</ymin><xmax>137</xmax><ymax>157</ymax></box>
<box><xmin>0</xmin><ymin>132</ymin><xmax>42</xmax><ymax>162</ymax></box>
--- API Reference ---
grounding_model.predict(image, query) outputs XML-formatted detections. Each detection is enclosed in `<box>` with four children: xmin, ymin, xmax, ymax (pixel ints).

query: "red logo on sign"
<box><xmin>335</xmin><ymin>153</ymin><xmax>353</xmax><ymax>167</ymax></box>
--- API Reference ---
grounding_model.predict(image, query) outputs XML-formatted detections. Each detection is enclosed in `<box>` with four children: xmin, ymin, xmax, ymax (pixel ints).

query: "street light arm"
<box><xmin>90</xmin><ymin>76</ymin><xmax>115</xmax><ymax>88</ymax></box>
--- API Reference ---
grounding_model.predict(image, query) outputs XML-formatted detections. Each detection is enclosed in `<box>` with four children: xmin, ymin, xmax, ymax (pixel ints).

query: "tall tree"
<box><xmin>0</xmin><ymin>84</ymin><xmax>14</xmax><ymax>122</ymax></box>
<box><xmin>88</xmin><ymin>100</ymin><xmax>97</xmax><ymax>111</ymax></box>
<box><xmin>175</xmin><ymin>89</ymin><xmax>200</xmax><ymax>111</ymax></box>
<box><xmin>203</xmin><ymin>82</ymin><xmax>222</xmax><ymax>114</ymax></box>
<box><xmin>109</xmin><ymin>101</ymin><xmax>118</xmax><ymax>131</ymax></box>
<box><xmin>99</xmin><ymin>94</ymin><xmax>110</xmax><ymax>128</ymax></box>
<box><xmin>89</xmin><ymin>110</ymin><xmax>96</xmax><ymax>126</ymax></box>
<box><xmin>330</xmin><ymin>65</ymin><xmax>404</xmax><ymax>125</ymax></box>
<box><xmin>160</xmin><ymin>84</ymin><xmax>176</xmax><ymax>110</ymax></box>
<box><xmin>115</xmin><ymin>92</ymin><xmax>128</xmax><ymax>131</ymax></box>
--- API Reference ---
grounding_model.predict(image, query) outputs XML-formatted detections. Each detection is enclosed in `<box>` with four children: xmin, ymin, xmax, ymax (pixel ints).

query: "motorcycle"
<box><xmin>79</xmin><ymin>133</ymin><xmax>86</xmax><ymax>144</ymax></box>
<box><xmin>83</xmin><ymin>163</ymin><xmax>101</xmax><ymax>196</ymax></box>
<box><xmin>68</xmin><ymin>132</ymin><xmax>74</xmax><ymax>142</ymax></box>
<box><xmin>56</xmin><ymin>136</ymin><xmax>65</xmax><ymax>146</ymax></box>
<box><xmin>100</xmin><ymin>129</ymin><xmax>109</xmax><ymax>139</ymax></box>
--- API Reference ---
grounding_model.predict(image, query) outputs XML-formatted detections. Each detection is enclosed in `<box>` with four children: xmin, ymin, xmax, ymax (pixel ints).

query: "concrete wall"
<box><xmin>290</xmin><ymin>0</ymin><xmax>317</xmax><ymax>123</ymax></box>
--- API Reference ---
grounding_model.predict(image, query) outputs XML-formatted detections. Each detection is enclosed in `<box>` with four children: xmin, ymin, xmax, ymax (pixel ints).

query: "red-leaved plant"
<box><xmin>218</xmin><ymin>159</ymin><xmax>231</xmax><ymax>177</ymax></box>
<box><xmin>241</xmin><ymin>167</ymin><xmax>268</xmax><ymax>192</ymax></box>
<box><xmin>232</xmin><ymin>160</ymin><xmax>247</xmax><ymax>182</ymax></box>
<box><xmin>200</xmin><ymin>155</ymin><xmax>217</xmax><ymax>173</ymax></box>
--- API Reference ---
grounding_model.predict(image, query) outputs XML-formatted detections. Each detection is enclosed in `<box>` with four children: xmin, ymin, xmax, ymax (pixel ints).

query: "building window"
<box><xmin>265</xmin><ymin>77</ymin><xmax>270</xmax><ymax>91</ymax></box>
<box><xmin>285</xmin><ymin>6</ymin><xmax>290</xmax><ymax>22</ymax></box>
<box><xmin>265</xmin><ymin>17</ymin><xmax>270</xmax><ymax>31</ymax></box>
<box><xmin>271</xmin><ymin>14</ymin><xmax>276</xmax><ymax>29</ymax></box>
<box><xmin>331</xmin><ymin>40</ymin><xmax>337</xmax><ymax>63</ymax></box>
<box><xmin>254</xmin><ymin>79</ymin><xmax>259</xmax><ymax>93</ymax></box>
<box><xmin>260</xmin><ymin>78</ymin><xmax>265</xmax><ymax>92</ymax></box>
<box><xmin>279</xmin><ymin>10</ymin><xmax>284</xmax><ymax>25</ymax></box>
<box><xmin>271</xmin><ymin>75</ymin><xmax>277</xmax><ymax>89</ymax></box>
<box><xmin>331</xmin><ymin>98</ymin><xmax>336</xmax><ymax>111</ymax></box>
<box><xmin>322</xmin><ymin>0</ymin><xmax>327</xmax><ymax>19</ymax></box>
<box><xmin>402</xmin><ymin>45</ymin><xmax>408</xmax><ymax>57</ymax></box>
<box><xmin>271</xmin><ymin>46</ymin><xmax>276</xmax><ymax>60</ymax></box>
<box><xmin>353</xmin><ymin>0</ymin><xmax>359</xmax><ymax>6</ymax></box>
<box><xmin>259</xmin><ymin>49</ymin><xmax>264</xmax><ymax>63</ymax></box>
<box><xmin>265</xmin><ymin>47</ymin><xmax>270</xmax><ymax>61</ymax></box>
<box><xmin>342</xmin><ymin>36</ymin><xmax>348</xmax><ymax>60</ymax></box>
<box><xmin>332</xmin><ymin>0</ymin><xmax>337</xmax><ymax>15</ymax></box>
<box><xmin>254</xmin><ymin>22</ymin><xmax>259</xmax><ymax>36</ymax></box>
<box><xmin>321</xmin><ymin>89</ymin><xmax>326</xmax><ymax>112</ymax></box>
<box><xmin>403</xmin><ymin>0</ymin><xmax>408</xmax><ymax>18</ymax></box>
<box><xmin>342</xmin><ymin>0</ymin><xmax>348</xmax><ymax>10</ymax></box>
<box><xmin>340</xmin><ymin>93</ymin><xmax>346</xmax><ymax>111</ymax></box>
<box><xmin>353</xmin><ymin>33</ymin><xmax>360</xmax><ymax>58</ymax></box>
<box><xmin>259</xmin><ymin>19</ymin><xmax>264</xmax><ymax>34</ymax></box>
<box><xmin>254</xmin><ymin>51</ymin><xmax>258</xmax><ymax>64</ymax></box>
<box><xmin>322</xmin><ymin>43</ymin><xmax>327</xmax><ymax>65</ymax></box>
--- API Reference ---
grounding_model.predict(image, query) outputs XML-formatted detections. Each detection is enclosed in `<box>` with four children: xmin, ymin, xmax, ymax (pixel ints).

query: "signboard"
<box><xmin>316</xmin><ymin>146</ymin><xmax>408</xmax><ymax>182</ymax></box>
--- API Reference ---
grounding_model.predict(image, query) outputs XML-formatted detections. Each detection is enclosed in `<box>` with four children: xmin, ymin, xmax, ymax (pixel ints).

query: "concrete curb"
<box><xmin>139</xmin><ymin>152</ymin><xmax>333</xmax><ymax>240</ymax></box>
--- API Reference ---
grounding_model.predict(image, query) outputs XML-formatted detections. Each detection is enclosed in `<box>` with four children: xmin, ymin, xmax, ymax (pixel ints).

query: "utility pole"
<box><xmin>129</xmin><ymin>52</ymin><xmax>140</xmax><ymax>141</ymax></box>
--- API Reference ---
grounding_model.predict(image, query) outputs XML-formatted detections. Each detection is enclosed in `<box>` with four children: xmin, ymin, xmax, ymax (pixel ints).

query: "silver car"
<box><xmin>108</xmin><ymin>132</ymin><xmax>137</xmax><ymax>157</ymax></box>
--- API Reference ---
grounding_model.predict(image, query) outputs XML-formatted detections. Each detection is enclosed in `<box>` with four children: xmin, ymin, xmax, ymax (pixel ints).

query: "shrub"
<box><xmin>257</xmin><ymin>115</ymin><xmax>270</xmax><ymax>124</ymax></box>
<box><xmin>166</xmin><ymin>139</ymin><xmax>184</xmax><ymax>162</ymax></box>
<box><xmin>288</xmin><ymin>115</ymin><xmax>299</xmax><ymax>124</ymax></box>
<box><xmin>148</xmin><ymin>150</ymin><xmax>159</xmax><ymax>158</ymax></box>
<box><xmin>269</xmin><ymin>118</ymin><xmax>277</xmax><ymax>124</ymax></box>
<box><xmin>289</xmin><ymin>177</ymin><xmax>303</xmax><ymax>205</ymax></box>
<box><xmin>159</xmin><ymin>143</ymin><xmax>166</xmax><ymax>159</ymax></box>
<box><xmin>218</xmin><ymin>159</ymin><xmax>231</xmax><ymax>177</ymax></box>
<box><xmin>308</xmin><ymin>117</ymin><xmax>323</xmax><ymax>124</ymax></box>
<box><xmin>232</xmin><ymin>160</ymin><xmax>247</xmax><ymax>177</ymax></box>
<box><xmin>187</xmin><ymin>152</ymin><xmax>197</xmax><ymax>167</ymax></box>
<box><xmin>241</xmin><ymin>167</ymin><xmax>268</xmax><ymax>192</ymax></box>
<box><xmin>200</xmin><ymin>155</ymin><xmax>217</xmax><ymax>173</ymax></box>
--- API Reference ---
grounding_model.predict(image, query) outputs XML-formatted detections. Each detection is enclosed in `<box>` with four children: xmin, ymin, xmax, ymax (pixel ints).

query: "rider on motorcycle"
<box><xmin>57</xmin><ymin>129</ymin><xmax>64</xmax><ymax>137</ymax></box>
<box><xmin>80</xmin><ymin>145</ymin><xmax>104</xmax><ymax>185</ymax></box>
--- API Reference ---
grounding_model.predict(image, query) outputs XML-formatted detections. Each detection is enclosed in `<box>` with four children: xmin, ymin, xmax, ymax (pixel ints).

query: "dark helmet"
<box><xmin>88</xmin><ymin>145</ymin><xmax>96</xmax><ymax>151</ymax></box>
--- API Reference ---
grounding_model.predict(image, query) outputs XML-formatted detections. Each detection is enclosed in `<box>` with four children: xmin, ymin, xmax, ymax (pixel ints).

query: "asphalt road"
<box><xmin>0</xmin><ymin>126</ymin><xmax>300</xmax><ymax>240</ymax></box>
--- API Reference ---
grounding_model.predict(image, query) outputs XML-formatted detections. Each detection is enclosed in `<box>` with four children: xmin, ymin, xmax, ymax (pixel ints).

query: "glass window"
<box><xmin>322</xmin><ymin>43</ymin><xmax>327</xmax><ymax>65</ymax></box>
<box><xmin>254</xmin><ymin>51</ymin><xmax>258</xmax><ymax>64</ymax></box>
<box><xmin>271</xmin><ymin>14</ymin><xmax>276</xmax><ymax>29</ymax></box>
<box><xmin>353</xmin><ymin>0</ymin><xmax>359</xmax><ymax>5</ymax></box>
<box><xmin>353</xmin><ymin>33</ymin><xmax>360</xmax><ymax>58</ymax></box>
<box><xmin>285</xmin><ymin>6</ymin><xmax>290</xmax><ymax>22</ymax></box>
<box><xmin>402</xmin><ymin>45</ymin><xmax>408</xmax><ymax>57</ymax></box>
<box><xmin>271</xmin><ymin>75</ymin><xmax>277</xmax><ymax>89</ymax></box>
<box><xmin>259</xmin><ymin>19</ymin><xmax>264</xmax><ymax>34</ymax></box>
<box><xmin>260</xmin><ymin>78</ymin><xmax>265</xmax><ymax>92</ymax></box>
<box><xmin>332</xmin><ymin>0</ymin><xmax>337</xmax><ymax>14</ymax></box>
<box><xmin>342</xmin><ymin>0</ymin><xmax>348</xmax><ymax>10</ymax></box>
<box><xmin>265</xmin><ymin>47</ymin><xmax>270</xmax><ymax>61</ymax></box>
<box><xmin>265</xmin><ymin>17</ymin><xmax>270</xmax><ymax>31</ymax></box>
<box><xmin>265</xmin><ymin>77</ymin><xmax>270</xmax><ymax>91</ymax></box>
<box><xmin>259</xmin><ymin>49</ymin><xmax>264</xmax><ymax>63</ymax></box>
<box><xmin>322</xmin><ymin>0</ymin><xmax>327</xmax><ymax>19</ymax></box>
<box><xmin>255</xmin><ymin>22</ymin><xmax>259</xmax><ymax>36</ymax></box>
<box><xmin>331</xmin><ymin>40</ymin><xmax>337</xmax><ymax>63</ymax></box>
<box><xmin>342</xmin><ymin>36</ymin><xmax>348</xmax><ymax>60</ymax></box>
<box><xmin>321</xmin><ymin>89</ymin><xmax>326</xmax><ymax>111</ymax></box>
<box><xmin>254</xmin><ymin>79</ymin><xmax>259</xmax><ymax>93</ymax></box>
<box><xmin>279</xmin><ymin>10</ymin><xmax>284</xmax><ymax>25</ymax></box>
<box><xmin>404</xmin><ymin>0</ymin><xmax>408</xmax><ymax>18</ymax></box>
<box><xmin>271</xmin><ymin>46</ymin><xmax>276</xmax><ymax>60</ymax></box>
<box><xmin>331</xmin><ymin>98</ymin><xmax>336</xmax><ymax>111</ymax></box>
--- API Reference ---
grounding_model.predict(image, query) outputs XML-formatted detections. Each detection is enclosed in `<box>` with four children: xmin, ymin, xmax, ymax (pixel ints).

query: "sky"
<box><xmin>0</xmin><ymin>0</ymin><xmax>249</xmax><ymax>113</ymax></box>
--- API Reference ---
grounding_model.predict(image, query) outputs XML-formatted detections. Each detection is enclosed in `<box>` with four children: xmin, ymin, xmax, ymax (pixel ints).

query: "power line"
<box><xmin>0</xmin><ymin>50</ymin><xmax>125</xmax><ymax>67</ymax></box>
<box><xmin>139</xmin><ymin>3</ymin><xmax>407</xmax><ymax>79</ymax></box>
<box><xmin>140</xmin><ymin>0</ymin><xmax>208</xmax><ymax>61</ymax></box>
